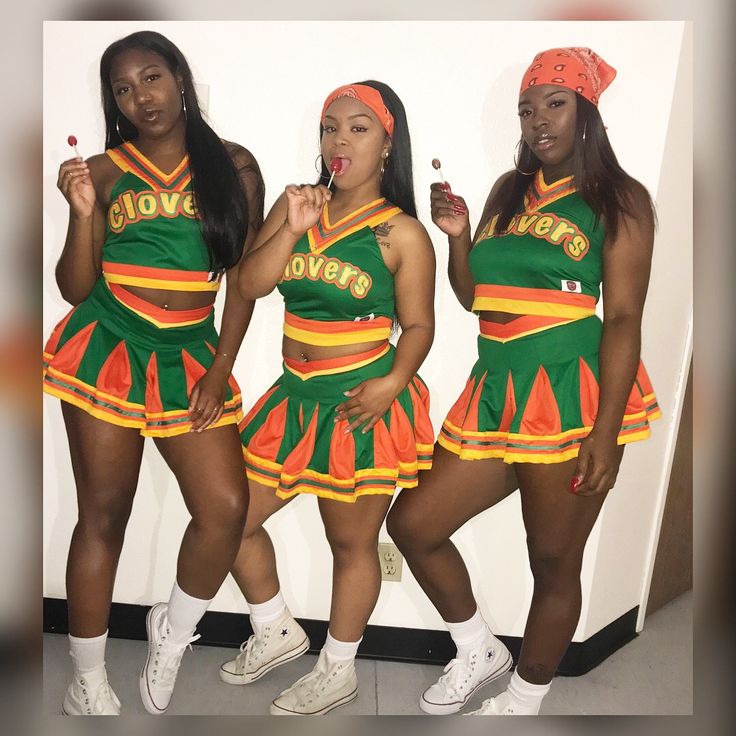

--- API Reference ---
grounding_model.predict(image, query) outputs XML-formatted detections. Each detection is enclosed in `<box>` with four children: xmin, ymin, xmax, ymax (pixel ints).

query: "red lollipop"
<box><xmin>67</xmin><ymin>134</ymin><xmax>81</xmax><ymax>159</ymax></box>
<box><xmin>327</xmin><ymin>157</ymin><xmax>344</xmax><ymax>187</ymax></box>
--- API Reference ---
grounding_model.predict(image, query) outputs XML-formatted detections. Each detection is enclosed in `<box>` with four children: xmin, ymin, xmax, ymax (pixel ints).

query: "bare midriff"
<box><xmin>282</xmin><ymin>336</ymin><xmax>387</xmax><ymax>363</ymax></box>
<box><xmin>478</xmin><ymin>310</ymin><xmax>523</xmax><ymax>324</ymax></box>
<box><xmin>122</xmin><ymin>285</ymin><xmax>217</xmax><ymax>311</ymax></box>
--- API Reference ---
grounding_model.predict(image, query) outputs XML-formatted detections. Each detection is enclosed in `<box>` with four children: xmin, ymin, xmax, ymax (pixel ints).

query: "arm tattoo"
<box><xmin>372</xmin><ymin>221</ymin><xmax>394</xmax><ymax>248</ymax></box>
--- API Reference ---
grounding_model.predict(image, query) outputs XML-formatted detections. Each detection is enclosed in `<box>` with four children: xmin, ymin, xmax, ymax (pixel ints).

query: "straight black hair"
<box><xmin>99</xmin><ymin>31</ymin><xmax>248</xmax><ymax>272</ymax></box>
<box><xmin>317</xmin><ymin>79</ymin><xmax>417</xmax><ymax>219</ymax></box>
<box><xmin>487</xmin><ymin>93</ymin><xmax>655</xmax><ymax>241</ymax></box>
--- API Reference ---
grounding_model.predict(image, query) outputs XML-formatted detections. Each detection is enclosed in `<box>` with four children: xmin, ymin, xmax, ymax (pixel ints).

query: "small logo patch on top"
<box><xmin>354</xmin><ymin>313</ymin><xmax>375</xmax><ymax>322</ymax></box>
<box><xmin>561</xmin><ymin>279</ymin><xmax>582</xmax><ymax>293</ymax></box>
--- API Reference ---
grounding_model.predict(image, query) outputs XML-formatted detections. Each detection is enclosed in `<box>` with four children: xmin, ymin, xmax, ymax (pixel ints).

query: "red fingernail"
<box><xmin>570</xmin><ymin>477</ymin><xmax>580</xmax><ymax>493</ymax></box>
<box><xmin>454</xmin><ymin>207</ymin><xmax>467</xmax><ymax>215</ymax></box>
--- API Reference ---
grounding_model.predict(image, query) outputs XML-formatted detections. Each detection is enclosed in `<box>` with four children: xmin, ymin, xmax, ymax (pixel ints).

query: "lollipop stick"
<box><xmin>327</xmin><ymin>169</ymin><xmax>336</xmax><ymax>188</ymax></box>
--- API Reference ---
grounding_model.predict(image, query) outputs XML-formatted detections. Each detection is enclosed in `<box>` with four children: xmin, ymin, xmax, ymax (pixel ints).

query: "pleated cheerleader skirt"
<box><xmin>438</xmin><ymin>316</ymin><xmax>661</xmax><ymax>463</ymax></box>
<box><xmin>239</xmin><ymin>342</ymin><xmax>434</xmax><ymax>503</ymax></box>
<box><xmin>42</xmin><ymin>278</ymin><xmax>244</xmax><ymax>437</ymax></box>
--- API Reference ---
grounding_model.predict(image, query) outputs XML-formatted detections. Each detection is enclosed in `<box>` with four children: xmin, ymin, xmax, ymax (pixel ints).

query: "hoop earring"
<box><xmin>314</xmin><ymin>153</ymin><xmax>327</xmax><ymax>178</ymax></box>
<box><xmin>181</xmin><ymin>89</ymin><xmax>187</xmax><ymax>120</ymax></box>
<box><xmin>116</xmin><ymin>117</ymin><xmax>126</xmax><ymax>141</ymax></box>
<box><xmin>380</xmin><ymin>151</ymin><xmax>389</xmax><ymax>178</ymax></box>
<box><xmin>514</xmin><ymin>138</ymin><xmax>536</xmax><ymax>176</ymax></box>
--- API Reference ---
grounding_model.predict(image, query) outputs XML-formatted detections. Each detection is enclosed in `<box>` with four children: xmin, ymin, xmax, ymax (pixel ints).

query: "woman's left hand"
<box><xmin>570</xmin><ymin>430</ymin><xmax>624</xmax><ymax>496</ymax></box>
<box><xmin>334</xmin><ymin>375</ymin><xmax>403</xmax><ymax>434</ymax></box>
<box><xmin>188</xmin><ymin>366</ymin><xmax>230</xmax><ymax>432</ymax></box>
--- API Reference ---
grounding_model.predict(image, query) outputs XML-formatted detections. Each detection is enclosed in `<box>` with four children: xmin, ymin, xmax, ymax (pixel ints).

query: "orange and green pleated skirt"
<box><xmin>239</xmin><ymin>343</ymin><xmax>434</xmax><ymax>503</ymax></box>
<box><xmin>42</xmin><ymin>278</ymin><xmax>244</xmax><ymax>436</ymax></box>
<box><xmin>439</xmin><ymin>316</ymin><xmax>661</xmax><ymax>463</ymax></box>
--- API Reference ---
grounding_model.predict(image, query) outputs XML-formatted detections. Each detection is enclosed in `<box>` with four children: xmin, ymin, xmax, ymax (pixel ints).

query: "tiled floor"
<box><xmin>43</xmin><ymin>590</ymin><xmax>692</xmax><ymax>716</ymax></box>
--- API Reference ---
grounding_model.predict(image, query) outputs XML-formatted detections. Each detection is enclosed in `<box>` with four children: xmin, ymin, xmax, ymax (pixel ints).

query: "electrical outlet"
<box><xmin>378</xmin><ymin>542</ymin><xmax>403</xmax><ymax>582</ymax></box>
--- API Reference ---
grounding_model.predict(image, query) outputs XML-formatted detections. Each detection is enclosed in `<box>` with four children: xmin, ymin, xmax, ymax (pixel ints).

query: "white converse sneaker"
<box><xmin>465</xmin><ymin>694</ymin><xmax>537</xmax><ymax>715</ymax></box>
<box><xmin>220</xmin><ymin>610</ymin><xmax>309</xmax><ymax>685</ymax></box>
<box><xmin>139</xmin><ymin>602</ymin><xmax>200</xmax><ymax>715</ymax></box>
<box><xmin>62</xmin><ymin>665</ymin><xmax>121</xmax><ymax>715</ymax></box>
<box><xmin>419</xmin><ymin>631</ymin><xmax>513</xmax><ymax>715</ymax></box>
<box><xmin>269</xmin><ymin>650</ymin><xmax>358</xmax><ymax>716</ymax></box>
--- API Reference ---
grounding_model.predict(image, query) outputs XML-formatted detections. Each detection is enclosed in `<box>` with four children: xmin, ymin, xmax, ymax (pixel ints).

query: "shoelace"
<box><xmin>236</xmin><ymin>629</ymin><xmax>271</xmax><ymax>669</ymax></box>
<box><xmin>78</xmin><ymin>675</ymin><xmax>118</xmax><ymax>714</ymax></box>
<box><xmin>154</xmin><ymin>631</ymin><xmax>201</xmax><ymax>688</ymax></box>
<box><xmin>437</xmin><ymin>658</ymin><xmax>474</xmax><ymax>699</ymax></box>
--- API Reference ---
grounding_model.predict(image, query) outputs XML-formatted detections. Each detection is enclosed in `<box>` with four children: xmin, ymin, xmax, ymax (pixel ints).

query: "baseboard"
<box><xmin>43</xmin><ymin>597</ymin><xmax>637</xmax><ymax>676</ymax></box>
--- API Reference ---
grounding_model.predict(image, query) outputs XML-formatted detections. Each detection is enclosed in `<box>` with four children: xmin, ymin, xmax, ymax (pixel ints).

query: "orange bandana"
<box><xmin>519</xmin><ymin>47</ymin><xmax>616</xmax><ymax>106</ymax></box>
<box><xmin>321</xmin><ymin>84</ymin><xmax>395</xmax><ymax>137</ymax></box>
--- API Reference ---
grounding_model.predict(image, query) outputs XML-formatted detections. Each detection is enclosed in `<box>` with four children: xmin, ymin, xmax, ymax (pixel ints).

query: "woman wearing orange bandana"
<box><xmin>388</xmin><ymin>48</ymin><xmax>660</xmax><ymax>715</ymax></box>
<box><xmin>218</xmin><ymin>81</ymin><xmax>436</xmax><ymax>714</ymax></box>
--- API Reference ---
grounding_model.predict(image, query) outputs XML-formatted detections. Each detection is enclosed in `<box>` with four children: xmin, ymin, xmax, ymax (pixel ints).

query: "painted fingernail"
<box><xmin>570</xmin><ymin>477</ymin><xmax>580</xmax><ymax>492</ymax></box>
<box><xmin>454</xmin><ymin>207</ymin><xmax>467</xmax><ymax>215</ymax></box>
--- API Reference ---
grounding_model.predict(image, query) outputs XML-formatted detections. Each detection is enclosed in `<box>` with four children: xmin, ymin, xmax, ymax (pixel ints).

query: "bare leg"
<box><xmin>229</xmin><ymin>481</ymin><xmax>293</xmax><ymax>604</ymax></box>
<box><xmin>514</xmin><ymin>451</ymin><xmax>621</xmax><ymax>684</ymax></box>
<box><xmin>153</xmin><ymin>424</ymin><xmax>250</xmax><ymax>599</ymax></box>
<box><xmin>318</xmin><ymin>494</ymin><xmax>393</xmax><ymax>642</ymax></box>
<box><xmin>61</xmin><ymin>404</ymin><xmax>144</xmax><ymax>637</ymax></box>
<box><xmin>387</xmin><ymin>445</ymin><xmax>517</xmax><ymax>622</ymax></box>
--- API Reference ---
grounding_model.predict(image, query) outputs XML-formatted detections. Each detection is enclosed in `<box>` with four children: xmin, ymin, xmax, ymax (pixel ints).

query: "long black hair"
<box><xmin>487</xmin><ymin>93</ymin><xmax>654</xmax><ymax>241</ymax></box>
<box><xmin>99</xmin><ymin>31</ymin><xmax>248</xmax><ymax>272</ymax></box>
<box><xmin>317</xmin><ymin>79</ymin><xmax>417</xmax><ymax>218</ymax></box>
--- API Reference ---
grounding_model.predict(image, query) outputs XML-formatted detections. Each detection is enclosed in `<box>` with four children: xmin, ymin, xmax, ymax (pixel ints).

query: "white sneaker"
<box><xmin>419</xmin><ymin>632</ymin><xmax>513</xmax><ymax>715</ymax></box>
<box><xmin>220</xmin><ymin>610</ymin><xmax>309</xmax><ymax>685</ymax></box>
<box><xmin>139</xmin><ymin>602</ymin><xmax>200</xmax><ymax>715</ymax></box>
<box><xmin>62</xmin><ymin>665</ymin><xmax>121</xmax><ymax>715</ymax></box>
<box><xmin>269</xmin><ymin>650</ymin><xmax>358</xmax><ymax>715</ymax></box>
<box><xmin>465</xmin><ymin>694</ymin><xmax>537</xmax><ymax>715</ymax></box>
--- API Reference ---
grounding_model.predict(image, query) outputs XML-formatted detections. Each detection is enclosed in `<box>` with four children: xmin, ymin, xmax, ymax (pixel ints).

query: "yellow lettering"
<box><xmin>137</xmin><ymin>192</ymin><xmax>157</xmax><ymax>217</ymax></box>
<box><xmin>290</xmin><ymin>254</ymin><xmax>306</xmax><ymax>278</ymax></box>
<box><xmin>108</xmin><ymin>201</ymin><xmax>124</xmax><ymax>232</ymax></box>
<box><xmin>533</xmin><ymin>215</ymin><xmax>554</xmax><ymax>237</ymax></box>
<box><xmin>336</xmin><ymin>265</ymin><xmax>358</xmax><ymax>287</ymax></box>
<box><xmin>306</xmin><ymin>255</ymin><xmax>325</xmax><ymax>280</ymax></box>
<box><xmin>515</xmin><ymin>214</ymin><xmax>536</xmax><ymax>234</ymax></box>
<box><xmin>121</xmin><ymin>192</ymin><xmax>136</xmax><ymax>220</ymax></box>
<box><xmin>181</xmin><ymin>193</ymin><xmax>195</xmax><ymax>217</ymax></box>
<box><xmin>351</xmin><ymin>274</ymin><xmax>372</xmax><ymax>298</ymax></box>
<box><xmin>549</xmin><ymin>219</ymin><xmax>576</xmax><ymax>244</ymax></box>
<box><xmin>159</xmin><ymin>191</ymin><xmax>181</xmax><ymax>216</ymax></box>
<box><xmin>322</xmin><ymin>261</ymin><xmax>339</xmax><ymax>281</ymax></box>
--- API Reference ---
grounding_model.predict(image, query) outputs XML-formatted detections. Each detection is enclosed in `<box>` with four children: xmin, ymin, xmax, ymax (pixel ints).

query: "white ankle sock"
<box><xmin>247</xmin><ymin>590</ymin><xmax>287</xmax><ymax>636</ymax></box>
<box><xmin>445</xmin><ymin>607</ymin><xmax>491</xmax><ymax>658</ymax></box>
<box><xmin>494</xmin><ymin>670</ymin><xmax>551</xmax><ymax>715</ymax></box>
<box><xmin>167</xmin><ymin>581</ymin><xmax>212</xmax><ymax>641</ymax></box>
<box><xmin>323</xmin><ymin>631</ymin><xmax>361</xmax><ymax>662</ymax></box>
<box><xmin>69</xmin><ymin>630</ymin><xmax>108</xmax><ymax>674</ymax></box>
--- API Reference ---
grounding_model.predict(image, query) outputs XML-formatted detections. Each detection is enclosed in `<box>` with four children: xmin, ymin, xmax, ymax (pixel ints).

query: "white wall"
<box><xmin>43</xmin><ymin>20</ymin><xmax>689</xmax><ymax>640</ymax></box>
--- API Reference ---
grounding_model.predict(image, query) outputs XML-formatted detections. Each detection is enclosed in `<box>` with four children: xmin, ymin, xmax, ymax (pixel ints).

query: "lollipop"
<box><xmin>327</xmin><ymin>158</ymin><xmax>344</xmax><ymax>188</ymax></box>
<box><xmin>67</xmin><ymin>135</ymin><xmax>81</xmax><ymax>159</ymax></box>
<box><xmin>431</xmin><ymin>158</ymin><xmax>446</xmax><ymax>183</ymax></box>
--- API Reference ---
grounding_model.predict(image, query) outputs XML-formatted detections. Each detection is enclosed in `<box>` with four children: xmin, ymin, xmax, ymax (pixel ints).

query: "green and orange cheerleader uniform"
<box><xmin>42</xmin><ymin>142</ymin><xmax>243</xmax><ymax>437</ymax></box>
<box><xmin>240</xmin><ymin>198</ymin><xmax>434</xmax><ymax>503</ymax></box>
<box><xmin>439</xmin><ymin>171</ymin><xmax>661</xmax><ymax>463</ymax></box>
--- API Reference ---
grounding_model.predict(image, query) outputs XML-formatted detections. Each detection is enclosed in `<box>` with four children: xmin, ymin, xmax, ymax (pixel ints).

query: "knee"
<box><xmin>386</xmin><ymin>506</ymin><xmax>439</xmax><ymax>556</ymax></box>
<box><xmin>192</xmin><ymin>484</ymin><xmax>249</xmax><ymax>536</ymax></box>
<box><xmin>77</xmin><ymin>502</ymin><xmax>131</xmax><ymax>548</ymax></box>
<box><xmin>526</xmin><ymin>544</ymin><xmax>583</xmax><ymax>591</ymax></box>
<box><xmin>326</xmin><ymin>530</ymin><xmax>377</xmax><ymax>561</ymax></box>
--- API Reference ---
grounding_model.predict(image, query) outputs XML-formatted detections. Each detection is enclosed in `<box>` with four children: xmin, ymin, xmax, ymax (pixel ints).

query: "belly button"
<box><xmin>163</xmin><ymin>303</ymin><xmax>169</xmax><ymax>310</ymax></box>
<box><xmin>299</xmin><ymin>351</ymin><xmax>308</xmax><ymax>362</ymax></box>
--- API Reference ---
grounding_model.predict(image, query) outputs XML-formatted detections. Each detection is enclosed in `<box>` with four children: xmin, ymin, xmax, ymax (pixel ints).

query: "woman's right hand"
<box><xmin>57</xmin><ymin>158</ymin><xmax>96</xmax><ymax>219</ymax></box>
<box><xmin>430</xmin><ymin>181</ymin><xmax>469</xmax><ymax>238</ymax></box>
<box><xmin>283</xmin><ymin>183</ymin><xmax>332</xmax><ymax>236</ymax></box>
